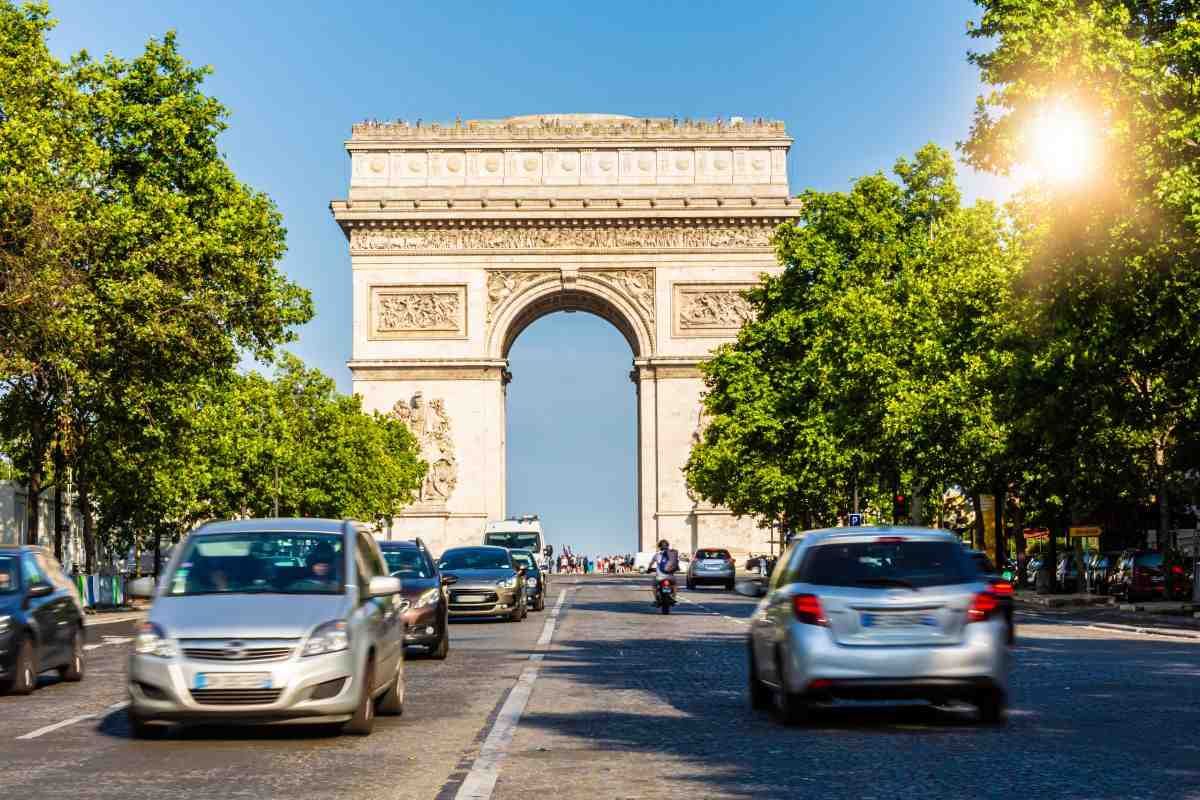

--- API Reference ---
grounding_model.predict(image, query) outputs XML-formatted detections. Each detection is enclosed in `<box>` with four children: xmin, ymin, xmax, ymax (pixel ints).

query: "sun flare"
<box><xmin>1028</xmin><ymin>101</ymin><xmax>1097</xmax><ymax>185</ymax></box>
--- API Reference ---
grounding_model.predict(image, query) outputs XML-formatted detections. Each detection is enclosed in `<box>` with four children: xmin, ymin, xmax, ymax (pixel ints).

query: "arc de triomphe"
<box><xmin>331</xmin><ymin>114</ymin><xmax>799</xmax><ymax>557</ymax></box>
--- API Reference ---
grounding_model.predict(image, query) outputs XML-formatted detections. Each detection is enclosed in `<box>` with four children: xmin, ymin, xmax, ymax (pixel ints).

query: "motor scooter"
<box><xmin>654</xmin><ymin>576</ymin><xmax>676</xmax><ymax>614</ymax></box>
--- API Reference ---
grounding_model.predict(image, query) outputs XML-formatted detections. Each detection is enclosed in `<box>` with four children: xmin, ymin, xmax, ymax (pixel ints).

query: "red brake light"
<box><xmin>1171</xmin><ymin>565</ymin><xmax>1184</xmax><ymax>575</ymax></box>
<box><xmin>991</xmin><ymin>581</ymin><xmax>1014</xmax><ymax>596</ymax></box>
<box><xmin>967</xmin><ymin>592</ymin><xmax>999</xmax><ymax>622</ymax></box>
<box><xmin>792</xmin><ymin>594</ymin><xmax>828</xmax><ymax>626</ymax></box>
<box><xmin>876</xmin><ymin>536</ymin><xmax>907</xmax><ymax>543</ymax></box>
<box><xmin>659</xmin><ymin>579</ymin><xmax>671</xmax><ymax>587</ymax></box>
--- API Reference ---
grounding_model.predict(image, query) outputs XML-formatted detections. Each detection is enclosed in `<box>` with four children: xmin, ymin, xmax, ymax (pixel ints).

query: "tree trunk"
<box><xmin>911</xmin><ymin>490</ymin><xmax>924</xmax><ymax>527</ymax></box>
<box><xmin>79</xmin><ymin>476</ymin><xmax>96</xmax><ymax>574</ymax></box>
<box><xmin>971</xmin><ymin>493</ymin><xmax>985</xmax><ymax>549</ymax></box>
<box><xmin>53</xmin><ymin>440</ymin><xmax>65</xmax><ymax>562</ymax></box>
<box><xmin>992</xmin><ymin>484</ymin><xmax>1005</xmax><ymax>571</ymax></box>
<box><xmin>1157</xmin><ymin>477</ymin><xmax>1171</xmax><ymax>552</ymax></box>
<box><xmin>153</xmin><ymin>528</ymin><xmax>162</xmax><ymax>578</ymax></box>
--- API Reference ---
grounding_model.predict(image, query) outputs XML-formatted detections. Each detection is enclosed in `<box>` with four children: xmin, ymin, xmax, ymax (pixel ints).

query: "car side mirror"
<box><xmin>26</xmin><ymin>583</ymin><xmax>53</xmax><ymax>600</ymax></box>
<box><xmin>441</xmin><ymin>574</ymin><xmax>458</xmax><ymax>586</ymax></box>
<box><xmin>127</xmin><ymin>576</ymin><xmax>157</xmax><ymax>598</ymax></box>
<box><xmin>368</xmin><ymin>575</ymin><xmax>401</xmax><ymax>598</ymax></box>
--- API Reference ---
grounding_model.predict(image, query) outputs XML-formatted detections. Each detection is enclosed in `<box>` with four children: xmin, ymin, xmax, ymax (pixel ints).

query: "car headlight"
<box><xmin>0</xmin><ymin>615</ymin><xmax>11</xmax><ymax>637</ymax></box>
<box><xmin>302</xmin><ymin>620</ymin><xmax>350</xmax><ymax>657</ymax></box>
<box><xmin>134</xmin><ymin>622</ymin><xmax>178</xmax><ymax>658</ymax></box>
<box><xmin>525</xmin><ymin>577</ymin><xmax>538</xmax><ymax>588</ymax></box>
<box><xmin>496</xmin><ymin>576</ymin><xmax>518</xmax><ymax>589</ymax></box>
<box><xmin>415</xmin><ymin>588</ymin><xmax>440</xmax><ymax>608</ymax></box>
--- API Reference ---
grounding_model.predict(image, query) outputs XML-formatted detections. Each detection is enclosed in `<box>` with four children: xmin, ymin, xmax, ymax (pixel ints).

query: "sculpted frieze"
<box><xmin>349</xmin><ymin>223</ymin><xmax>774</xmax><ymax>253</ymax></box>
<box><xmin>486</xmin><ymin>270</ymin><xmax>554</xmax><ymax>323</ymax></box>
<box><xmin>590</xmin><ymin>269</ymin><xmax>655</xmax><ymax>330</ymax></box>
<box><xmin>673</xmin><ymin>283</ymin><xmax>757</xmax><ymax>337</ymax></box>
<box><xmin>370</xmin><ymin>285</ymin><xmax>466</xmax><ymax>339</ymax></box>
<box><xmin>391</xmin><ymin>392</ymin><xmax>457</xmax><ymax>505</ymax></box>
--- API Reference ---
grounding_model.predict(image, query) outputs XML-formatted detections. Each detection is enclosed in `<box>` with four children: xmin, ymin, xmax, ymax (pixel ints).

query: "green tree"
<box><xmin>965</xmin><ymin>0</ymin><xmax>1200</xmax><ymax>548</ymax></box>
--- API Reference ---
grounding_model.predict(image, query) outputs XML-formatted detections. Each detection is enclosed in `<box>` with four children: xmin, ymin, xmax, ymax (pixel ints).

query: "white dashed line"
<box><xmin>454</xmin><ymin>589</ymin><xmax>568</xmax><ymax>800</ymax></box>
<box><xmin>676</xmin><ymin>593</ymin><xmax>750</xmax><ymax>625</ymax></box>
<box><xmin>16</xmin><ymin>701</ymin><xmax>129</xmax><ymax>740</ymax></box>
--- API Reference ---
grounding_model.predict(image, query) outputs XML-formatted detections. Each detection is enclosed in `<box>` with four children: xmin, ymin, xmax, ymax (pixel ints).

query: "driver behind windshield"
<box><xmin>288</xmin><ymin>541</ymin><xmax>342</xmax><ymax>591</ymax></box>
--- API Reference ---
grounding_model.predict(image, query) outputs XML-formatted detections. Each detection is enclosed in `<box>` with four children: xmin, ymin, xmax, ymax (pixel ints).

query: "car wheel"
<box><xmin>521</xmin><ymin>600</ymin><xmax>529</xmax><ymax>620</ymax></box>
<box><xmin>773</xmin><ymin>651</ymin><xmax>809</xmax><ymax>725</ymax></box>
<box><xmin>342</xmin><ymin>659</ymin><xmax>376</xmax><ymax>736</ymax></box>
<box><xmin>534</xmin><ymin>593</ymin><xmax>545</xmax><ymax>612</ymax></box>
<box><xmin>4</xmin><ymin>636</ymin><xmax>36</xmax><ymax>695</ymax></box>
<box><xmin>747</xmin><ymin>643</ymin><xmax>770</xmax><ymax>711</ymax></box>
<box><xmin>725</xmin><ymin>580</ymin><xmax>736</xmax><ymax>591</ymax></box>
<box><xmin>375</xmin><ymin>664</ymin><xmax>404</xmax><ymax>716</ymax></box>
<box><xmin>977</xmin><ymin>689</ymin><xmax>1007</xmax><ymax>725</ymax></box>
<box><xmin>58</xmin><ymin>626</ymin><xmax>84</xmax><ymax>682</ymax></box>
<box><xmin>429</xmin><ymin>629</ymin><xmax>449</xmax><ymax>660</ymax></box>
<box><xmin>508</xmin><ymin>605</ymin><xmax>522</xmax><ymax>622</ymax></box>
<box><xmin>686</xmin><ymin>579</ymin><xmax>694</xmax><ymax>591</ymax></box>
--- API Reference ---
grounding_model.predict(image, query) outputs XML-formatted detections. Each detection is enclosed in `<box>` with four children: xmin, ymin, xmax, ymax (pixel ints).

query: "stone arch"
<box><xmin>485</xmin><ymin>272</ymin><xmax>654</xmax><ymax>359</ymax></box>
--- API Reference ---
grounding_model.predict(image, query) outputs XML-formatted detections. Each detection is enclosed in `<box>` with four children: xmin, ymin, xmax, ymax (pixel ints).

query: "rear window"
<box><xmin>798</xmin><ymin>540</ymin><xmax>973</xmax><ymax>589</ymax></box>
<box><xmin>1135</xmin><ymin>552</ymin><xmax>1163</xmax><ymax>567</ymax></box>
<box><xmin>696</xmin><ymin>549</ymin><xmax>731</xmax><ymax>560</ymax></box>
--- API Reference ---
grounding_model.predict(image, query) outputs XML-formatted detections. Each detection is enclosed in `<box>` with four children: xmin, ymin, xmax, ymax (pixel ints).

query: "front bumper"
<box><xmin>448</xmin><ymin>587</ymin><xmax>521</xmax><ymax>617</ymax></box>
<box><xmin>782</xmin><ymin>618</ymin><xmax>1011</xmax><ymax>698</ymax></box>
<box><xmin>128</xmin><ymin>648</ymin><xmax>360</xmax><ymax>723</ymax></box>
<box><xmin>402</xmin><ymin>604</ymin><xmax>442</xmax><ymax>644</ymax></box>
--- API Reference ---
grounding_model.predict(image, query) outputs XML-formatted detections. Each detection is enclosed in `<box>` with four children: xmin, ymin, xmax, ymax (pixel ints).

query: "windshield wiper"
<box><xmin>854</xmin><ymin>577</ymin><xmax>918</xmax><ymax>591</ymax></box>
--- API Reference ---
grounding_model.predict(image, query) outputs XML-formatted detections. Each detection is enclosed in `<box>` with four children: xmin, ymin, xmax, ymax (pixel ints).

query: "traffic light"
<box><xmin>892</xmin><ymin>493</ymin><xmax>909</xmax><ymax>523</ymax></box>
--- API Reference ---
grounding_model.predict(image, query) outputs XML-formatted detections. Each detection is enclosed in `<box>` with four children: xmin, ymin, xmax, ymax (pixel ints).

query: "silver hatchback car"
<box><xmin>127</xmin><ymin>519</ymin><xmax>405</xmax><ymax>737</ymax></box>
<box><xmin>748</xmin><ymin>526</ymin><xmax>1011</xmax><ymax>724</ymax></box>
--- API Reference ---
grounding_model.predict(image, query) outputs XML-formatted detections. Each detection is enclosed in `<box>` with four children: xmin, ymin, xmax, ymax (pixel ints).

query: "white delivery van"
<box><xmin>483</xmin><ymin>516</ymin><xmax>546</xmax><ymax>567</ymax></box>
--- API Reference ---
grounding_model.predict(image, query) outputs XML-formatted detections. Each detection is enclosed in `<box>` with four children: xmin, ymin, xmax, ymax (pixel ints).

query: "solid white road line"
<box><xmin>676</xmin><ymin>593</ymin><xmax>749</xmax><ymax>625</ymax></box>
<box><xmin>85</xmin><ymin>613</ymin><xmax>146</xmax><ymax>627</ymax></box>
<box><xmin>16</xmin><ymin>701</ymin><xmax>129</xmax><ymax>740</ymax></box>
<box><xmin>454</xmin><ymin>588</ymin><xmax>568</xmax><ymax>800</ymax></box>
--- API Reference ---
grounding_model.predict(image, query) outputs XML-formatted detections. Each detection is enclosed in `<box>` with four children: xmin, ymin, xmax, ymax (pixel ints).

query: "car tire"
<box><xmin>508</xmin><ymin>605</ymin><xmax>522</xmax><ymax>622</ymax></box>
<box><xmin>429</xmin><ymin>629</ymin><xmax>449</xmax><ymax>660</ymax></box>
<box><xmin>686</xmin><ymin>579</ymin><xmax>694</xmax><ymax>591</ymax></box>
<box><xmin>747</xmin><ymin>643</ymin><xmax>771</xmax><ymax>711</ymax></box>
<box><xmin>977</xmin><ymin>689</ymin><xmax>1006</xmax><ymax>725</ymax></box>
<box><xmin>4</xmin><ymin>636</ymin><xmax>36</xmax><ymax>695</ymax></box>
<box><xmin>521</xmin><ymin>600</ymin><xmax>529</xmax><ymax>620</ymax></box>
<box><xmin>376</xmin><ymin>664</ymin><xmax>404</xmax><ymax>716</ymax></box>
<box><xmin>773</xmin><ymin>652</ymin><xmax>809</xmax><ymax>725</ymax></box>
<box><xmin>534</xmin><ymin>593</ymin><xmax>545</xmax><ymax>612</ymax></box>
<box><xmin>725</xmin><ymin>580</ymin><xmax>735</xmax><ymax>591</ymax></box>
<box><xmin>342</xmin><ymin>660</ymin><xmax>376</xmax><ymax>736</ymax></box>
<box><xmin>129</xmin><ymin>711</ymin><xmax>166</xmax><ymax>739</ymax></box>
<box><xmin>58</xmin><ymin>625</ymin><xmax>84</xmax><ymax>682</ymax></box>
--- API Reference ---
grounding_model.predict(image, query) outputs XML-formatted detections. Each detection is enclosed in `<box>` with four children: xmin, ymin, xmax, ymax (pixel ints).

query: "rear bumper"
<box><xmin>805</xmin><ymin>677</ymin><xmax>1001</xmax><ymax>703</ymax></box>
<box><xmin>782</xmin><ymin>619</ymin><xmax>1010</xmax><ymax>696</ymax></box>
<box><xmin>689</xmin><ymin>572</ymin><xmax>734</xmax><ymax>584</ymax></box>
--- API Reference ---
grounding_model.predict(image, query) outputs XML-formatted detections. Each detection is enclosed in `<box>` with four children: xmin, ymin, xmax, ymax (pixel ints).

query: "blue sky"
<box><xmin>45</xmin><ymin>0</ymin><xmax>1010</xmax><ymax>556</ymax></box>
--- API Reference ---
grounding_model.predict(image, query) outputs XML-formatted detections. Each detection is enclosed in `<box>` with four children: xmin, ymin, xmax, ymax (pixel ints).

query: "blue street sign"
<box><xmin>848</xmin><ymin>513</ymin><xmax>863</xmax><ymax>527</ymax></box>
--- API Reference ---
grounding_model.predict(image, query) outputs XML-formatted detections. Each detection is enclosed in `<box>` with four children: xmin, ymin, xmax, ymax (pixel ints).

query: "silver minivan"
<box><xmin>748</xmin><ymin>526</ymin><xmax>1011</xmax><ymax>724</ymax></box>
<box><xmin>127</xmin><ymin>519</ymin><xmax>405</xmax><ymax>737</ymax></box>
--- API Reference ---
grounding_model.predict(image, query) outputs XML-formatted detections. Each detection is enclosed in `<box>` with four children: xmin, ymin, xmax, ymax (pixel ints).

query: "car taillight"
<box><xmin>659</xmin><ymin>579</ymin><xmax>671</xmax><ymax>588</ymax></box>
<box><xmin>967</xmin><ymin>592</ymin><xmax>999</xmax><ymax>623</ymax></box>
<box><xmin>991</xmin><ymin>581</ymin><xmax>1014</xmax><ymax>596</ymax></box>
<box><xmin>1171</xmin><ymin>565</ymin><xmax>1184</xmax><ymax>575</ymax></box>
<box><xmin>792</xmin><ymin>594</ymin><xmax>828</xmax><ymax>626</ymax></box>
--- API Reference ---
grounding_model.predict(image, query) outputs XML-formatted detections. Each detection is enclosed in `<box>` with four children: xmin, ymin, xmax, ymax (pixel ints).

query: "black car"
<box><xmin>379</xmin><ymin>539</ymin><xmax>453</xmax><ymax>658</ymax></box>
<box><xmin>0</xmin><ymin>546</ymin><xmax>86</xmax><ymax>694</ymax></box>
<box><xmin>966</xmin><ymin>550</ymin><xmax>1015</xmax><ymax>645</ymax></box>
<box><xmin>510</xmin><ymin>549</ymin><xmax>548</xmax><ymax>611</ymax></box>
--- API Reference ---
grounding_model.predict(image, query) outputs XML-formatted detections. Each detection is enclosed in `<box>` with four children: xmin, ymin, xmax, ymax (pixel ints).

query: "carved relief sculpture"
<box><xmin>673</xmin><ymin>283</ymin><xmax>757</xmax><ymax>337</ymax></box>
<box><xmin>350</xmin><ymin>222</ymin><xmax>775</xmax><ymax>253</ymax></box>
<box><xmin>392</xmin><ymin>392</ymin><xmax>458</xmax><ymax>504</ymax></box>
<box><xmin>590</xmin><ymin>269</ymin><xmax>655</xmax><ymax>331</ymax></box>
<box><xmin>486</xmin><ymin>270</ymin><xmax>553</xmax><ymax>323</ymax></box>
<box><xmin>370</xmin><ymin>285</ymin><xmax>466</xmax><ymax>339</ymax></box>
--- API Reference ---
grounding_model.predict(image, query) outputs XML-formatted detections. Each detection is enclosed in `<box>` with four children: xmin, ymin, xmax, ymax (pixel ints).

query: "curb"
<box><xmin>1087</xmin><ymin>622</ymin><xmax>1200</xmax><ymax>641</ymax></box>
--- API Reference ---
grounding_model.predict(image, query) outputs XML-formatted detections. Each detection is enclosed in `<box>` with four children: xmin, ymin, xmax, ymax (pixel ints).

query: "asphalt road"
<box><xmin>0</xmin><ymin>576</ymin><xmax>1197</xmax><ymax>800</ymax></box>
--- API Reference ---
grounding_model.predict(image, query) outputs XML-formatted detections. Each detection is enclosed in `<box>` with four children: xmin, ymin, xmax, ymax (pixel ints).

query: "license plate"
<box><xmin>861</xmin><ymin>612</ymin><xmax>938</xmax><ymax>629</ymax></box>
<box><xmin>661</xmin><ymin>587</ymin><xmax>673</xmax><ymax>593</ymax></box>
<box><xmin>194</xmin><ymin>672</ymin><xmax>271</xmax><ymax>690</ymax></box>
<box><xmin>457</xmin><ymin>594</ymin><xmax>487</xmax><ymax>603</ymax></box>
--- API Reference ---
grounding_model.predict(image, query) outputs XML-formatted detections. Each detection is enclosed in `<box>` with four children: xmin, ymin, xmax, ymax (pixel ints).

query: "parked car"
<box><xmin>747</xmin><ymin>527</ymin><xmax>1011</xmax><ymax>724</ymax></box>
<box><xmin>965</xmin><ymin>550</ymin><xmax>1015</xmax><ymax>645</ymax></box>
<box><xmin>127</xmin><ymin>518</ymin><xmax>405</xmax><ymax>738</ymax></box>
<box><xmin>1086</xmin><ymin>552</ymin><xmax>1120</xmax><ymax>595</ymax></box>
<box><xmin>1056</xmin><ymin>553</ymin><xmax>1082</xmax><ymax>593</ymax></box>
<box><xmin>0</xmin><ymin>546</ymin><xmax>86</xmax><ymax>694</ymax></box>
<box><xmin>378</xmin><ymin>539</ymin><xmax>452</xmax><ymax>659</ymax></box>
<box><xmin>687</xmin><ymin>548</ymin><xmax>736</xmax><ymax>590</ymax></box>
<box><xmin>1109</xmin><ymin>549</ymin><xmax>1192</xmax><ymax>602</ymax></box>
<box><xmin>438</xmin><ymin>546</ymin><xmax>528</xmax><ymax>622</ymax></box>
<box><xmin>1021</xmin><ymin>555</ymin><xmax>1044</xmax><ymax>588</ymax></box>
<box><xmin>509</xmin><ymin>549</ymin><xmax>549</xmax><ymax>612</ymax></box>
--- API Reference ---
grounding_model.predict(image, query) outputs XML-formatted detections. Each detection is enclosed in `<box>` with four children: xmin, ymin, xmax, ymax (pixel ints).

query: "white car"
<box><xmin>747</xmin><ymin>526</ymin><xmax>1011</xmax><ymax>725</ymax></box>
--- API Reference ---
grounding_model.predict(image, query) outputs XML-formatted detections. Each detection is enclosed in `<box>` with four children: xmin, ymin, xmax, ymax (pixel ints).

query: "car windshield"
<box><xmin>166</xmin><ymin>532</ymin><xmax>345</xmax><ymax>596</ymax></box>
<box><xmin>696</xmin><ymin>549</ymin><xmax>730</xmax><ymax>560</ymax></box>
<box><xmin>382</xmin><ymin>549</ymin><xmax>431</xmax><ymax>578</ymax></box>
<box><xmin>0</xmin><ymin>556</ymin><xmax>16</xmax><ymax>594</ymax></box>
<box><xmin>440</xmin><ymin>548</ymin><xmax>511</xmax><ymax>570</ymax></box>
<box><xmin>1135</xmin><ymin>552</ymin><xmax>1164</xmax><ymax>567</ymax></box>
<box><xmin>510</xmin><ymin>552</ymin><xmax>536</xmax><ymax>570</ymax></box>
<box><xmin>799</xmin><ymin>539</ymin><xmax>973</xmax><ymax>589</ymax></box>
<box><xmin>484</xmin><ymin>532</ymin><xmax>540</xmax><ymax>551</ymax></box>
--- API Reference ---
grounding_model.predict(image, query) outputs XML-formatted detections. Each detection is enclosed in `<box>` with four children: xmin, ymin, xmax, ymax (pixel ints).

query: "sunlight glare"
<box><xmin>1028</xmin><ymin>101</ymin><xmax>1096</xmax><ymax>185</ymax></box>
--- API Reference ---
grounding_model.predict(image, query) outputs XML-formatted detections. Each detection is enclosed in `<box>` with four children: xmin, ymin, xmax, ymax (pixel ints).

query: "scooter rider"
<box><xmin>650</xmin><ymin>539</ymin><xmax>680</xmax><ymax>601</ymax></box>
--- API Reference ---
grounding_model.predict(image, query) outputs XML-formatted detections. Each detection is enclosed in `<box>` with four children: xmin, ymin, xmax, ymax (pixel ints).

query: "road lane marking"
<box><xmin>17</xmin><ymin>701</ymin><xmax>129</xmax><ymax>740</ymax></box>
<box><xmin>676</xmin><ymin>594</ymin><xmax>749</xmax><ymax>625</ymax></box>
<box><xmin>454</xmin><ymin>588</ymin><xmax>568</xmax><ymax>800</ymax></box>
<box><xmin>85</xmin><ymin>613</ymin><xmax>146</xmax><ymax>627</ymax></box>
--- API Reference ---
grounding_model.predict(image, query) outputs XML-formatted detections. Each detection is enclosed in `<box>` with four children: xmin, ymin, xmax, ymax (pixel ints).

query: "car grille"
<box><xmin>450</xmin><ymin>590</ymin><xmax>499</xmax><ymax>605</ymax></box>
<box><xmin>181</xmin><ymin>646</ymin><xmax>294</xmax><ymax>662</ymax></box>
<box><xmin>190</xmin><ymin>688</ymin><xmax>284</xmax><ymax>706</ymax></box>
